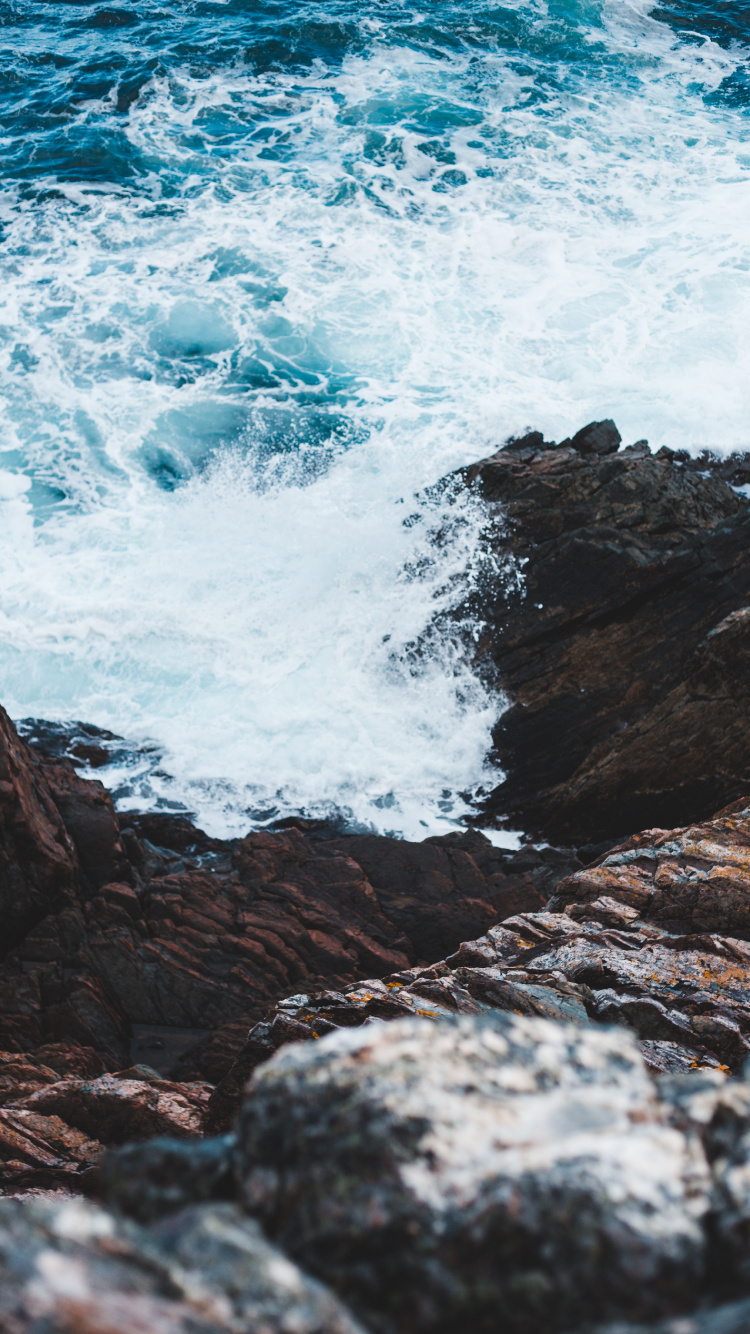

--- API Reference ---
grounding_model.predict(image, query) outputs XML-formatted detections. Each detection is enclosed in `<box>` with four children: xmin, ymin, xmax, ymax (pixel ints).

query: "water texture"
<box><xmin>0</xmin><ymin>0</ymin><xmax>748</xmax><ymax>836</ymax></box>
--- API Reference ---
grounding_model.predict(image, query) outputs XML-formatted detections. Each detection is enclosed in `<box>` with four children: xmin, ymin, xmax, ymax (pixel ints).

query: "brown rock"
<box><xmin>36</xmin><ymin>755</ymin><xmax>130</xmax><ymax>891</ymax></box>
<box><xmin>0</xmin><ymin>1104</ymin><xmax>101</xmax><ymax>1194</ymax></box>
<box><xmin>11</xmin><ymin>1073</ymin><xmax>210</xmax><ymax>1144</ymax></box>
<box><xmin>327</xmin><ymin>831</ymin><xmax>547</xmax><ymax>962</ymax></box>
<box><xmin>209</xmin><ymin>806</ymin><xmax>750</xmax><ymax>1127</ymax></box>
<box><xmin>550</xmin><ymin>801</ymin><xmax>750</xmax><ymax>937</ymax></box>
<box><xmin>0</xmin><ymin>705</ymin><xmax>78</xmax><ymax>948</ymax></box>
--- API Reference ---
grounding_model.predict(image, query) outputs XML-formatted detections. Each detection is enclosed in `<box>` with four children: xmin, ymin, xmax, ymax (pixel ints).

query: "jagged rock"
<box><xmin>0</xmin><ymin>1053</ymin><xmax>214</xmax><ymax>1193</ymax></box>
<box><xmin>0</xmin><ymin>710</ymin><xmax>549</xmax><ymax>1084</ymax></box>
<box><xmin>550</xmin><ymin>801</ymin><xmax>750</xmax><ymax>937</ymax></box>
<box><xmin>236</xmin><ymin>1012</ymin><xmax>711</xmax><ymax>1333</ymax></box>
<box><xmin>36</xmin><ymin>754</ymin><xmax>130</xmax><ymax>891</ymax></box>
<box><xmin>0</xmin><ymin>1196</ymin><xmax>368</xmax><ymax>1333</ymax></box>
<box><xmin>564</xmin><ymin>418</ymin><xmax>622</xmax><ymax>455</ymax></box>
<box><xmin>325</xmin><ymin>831</ymin><xmax>549</xmax><ymax>961</ymax></box>
<box><xmin>454</xmin><ymin>428</ymin><xmax>750</xmax><ymax>841</ymax></box>
<box><xmin>0</xmin><ymin>1052</ymin><xmax>65</xmax><ymax>1107</ymax></box>
<box><xmin>210</xmin><ymin>810</ymin><xmax>750</xmax><ymax>1129</ymax></box>
<box><xmin>0</xmin><ymin>1103</ymin><xmax>102</xmax><ymax>1195</ymax></box>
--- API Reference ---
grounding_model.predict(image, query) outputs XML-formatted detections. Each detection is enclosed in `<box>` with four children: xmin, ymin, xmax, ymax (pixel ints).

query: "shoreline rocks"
<box><xmin>0</xmin><ymin>701</ymin><xmax>570</xmax><ymax>1192</ymax></box>
<box><xmin>450</xmin><ymin>425</ymin><xmax>750</xmax><ymax>842</ymax></box>
<box><xmin>3</xmin><ymin>425</ymin><xmax>750</xmax><ymax>1329</ymax></box>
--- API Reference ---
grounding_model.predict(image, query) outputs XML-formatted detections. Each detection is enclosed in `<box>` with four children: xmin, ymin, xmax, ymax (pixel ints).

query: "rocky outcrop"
<box><xmin>13</xmin><ymin>1015</ymin><xmax>750</xmax><ymax>1334</ymax></box>
<box><xmin>0</xmin><ymin>1196</ymin><xmax>367</xmax><ymax>1334</ymax></box>
<box><xmin>0</xmin><ymin>1047</ymin><xmax>212</xmax><ymax>1195</ymax></box>
<box><xmin>232</xmin><ymin>1014</ymin><xmax>750</xmax><ymax>1333</ymax></box>
<box><xmin>9</xmin><ymin>795</ymin><xmax>750</xmax><ymax>1185</ymax></box>
<box><xmin>452</xmin><ymin>425</ymin><xmax>750</xmax><ymax>842</ymax></box>
<box><xmin>548</xmin><ymin>797</ymin><xmax>750</xmax><ymax>935</ymax></box>
<box><xmin>208</xmin><ymin>802</ymin><xmax>750</xmax><ymax>1127</ymax></box>
<box><xmin>0</xmin><ymin>708</ymin><xmax>570</xmax><ymax>1189</ymax></box>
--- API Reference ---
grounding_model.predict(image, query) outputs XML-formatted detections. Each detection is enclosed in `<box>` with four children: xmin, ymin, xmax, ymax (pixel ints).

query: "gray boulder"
<box><xmin>0</xmin><ymin>1194</ymin><xmax>368</xmax><ymax>1334</ymax></box>
<box><xmin>236</xmin><ymin>1012</ymin><xmax>711</xmax><ymax>1334</ymax></box>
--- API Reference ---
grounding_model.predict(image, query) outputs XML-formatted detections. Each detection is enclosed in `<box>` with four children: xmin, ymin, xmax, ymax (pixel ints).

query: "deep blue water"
<box><xmin>0</xmin><ymin>0</ymin><xmax>749</xmax><ymax>836</ymax></box>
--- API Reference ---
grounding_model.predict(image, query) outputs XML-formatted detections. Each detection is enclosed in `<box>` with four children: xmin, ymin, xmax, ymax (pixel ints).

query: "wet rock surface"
<box><xmin>453</xmin><ymin>428</ymin><xmax>750</xmax><ymax>842</ymax></box>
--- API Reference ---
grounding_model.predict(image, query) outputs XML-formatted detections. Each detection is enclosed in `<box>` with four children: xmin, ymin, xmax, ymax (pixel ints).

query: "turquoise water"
<box><xmin>0</xmin><ymin>0</ymin><xmax>749</xmax><ymax>835</ymax></box>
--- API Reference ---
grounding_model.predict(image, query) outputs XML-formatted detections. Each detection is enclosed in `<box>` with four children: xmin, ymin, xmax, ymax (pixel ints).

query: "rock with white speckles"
<box><xmin>235</xmin><ymin>1011</ymin><xmax>712</xmax><ymax>1334</ymax></box>
<box><xmin>0</xmin><ymin>1195</ymin><xmax>369</xmax><ymax>1334</ymax></box>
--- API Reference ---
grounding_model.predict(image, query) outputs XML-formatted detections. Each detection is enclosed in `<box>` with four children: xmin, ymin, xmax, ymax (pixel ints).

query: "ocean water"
<box><xmin>0</xmin><ymin>0</ymin><xmax>748</xmax><ymax>838</ymax></box>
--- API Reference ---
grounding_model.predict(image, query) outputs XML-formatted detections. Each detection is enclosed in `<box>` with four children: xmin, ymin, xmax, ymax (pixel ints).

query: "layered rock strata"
<box><xmin>0</xmin><ymin>705</ymin><xmax>559</xmax><ymax>1192</ymax></box>
<box><xmin>208</xmin><ymin>800</ymin><xmax>750</xmax><ymax>1126</ymax></box>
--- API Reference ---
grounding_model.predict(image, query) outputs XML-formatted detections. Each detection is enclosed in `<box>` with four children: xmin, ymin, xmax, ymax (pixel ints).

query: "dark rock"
<box><xmin>326</xmin><ymin>831</ymin><xmax>548</xmax><ymax>962</ymax></box>
<box><xmin>236</xmin><ymin>1013</ymin><xmax>710</xmax><ymax>1333</ymax></box>
<box><xmin>455</xmin><ymin>427</ymin><xmax>750</xmax><ymax>842</ymax></box>
<box><xmin>101</xmin><ymin>1133</ymin><xmax>237</xmax><ymax>1221</ymax></box>
<box><xmin>36</xmin><ymin>755</ymin><xmax>130</xmax><ymax>891</ymax></box>
<box><xmin>119</xmin><ymin>811</ymin><xmax>221</xmax><ymax>855</ymax></box>
<box><xmin>171</xmin><ymin>1017</ymin><xmax>252</xmax><ymax>1084</ymax></box>
<box><xmin>567</xmin><ymin>417</ymin><xmax>622</xmax><ymax>455</ymax></box>
<box><xmin>0</xmin><ymin>1196</ymin><xmax>368</xmax><ymax>1334</ymax></box>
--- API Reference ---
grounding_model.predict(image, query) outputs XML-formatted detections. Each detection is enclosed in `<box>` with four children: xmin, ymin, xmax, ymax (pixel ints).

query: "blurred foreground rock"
<box><xmin>0</xmin><ymin>1195</ymin><xmax>367</xmax><ymax>1334</ymax></box>
<box><xmin>237</xmin><ymin>1013</ymin><xmax>709</xmax><ymax>1333</ymax></box>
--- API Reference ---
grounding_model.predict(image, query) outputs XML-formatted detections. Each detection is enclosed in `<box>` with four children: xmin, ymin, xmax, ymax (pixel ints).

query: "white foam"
<box><xmin>1</xmin><ymin>1</ymin><xmax>749</xmax><ymax>834</ymax></box>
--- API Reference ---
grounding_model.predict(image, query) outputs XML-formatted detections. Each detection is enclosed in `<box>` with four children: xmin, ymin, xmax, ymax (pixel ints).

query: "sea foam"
<box><xmin>0</xmin><ymin>0</ymin><xmax>748</xmax><ymax>834</ymax></box>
